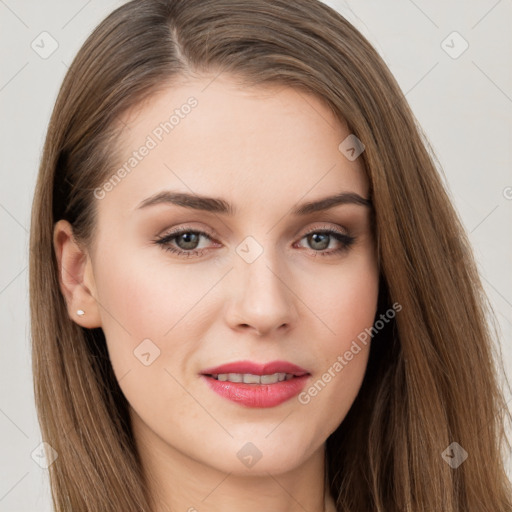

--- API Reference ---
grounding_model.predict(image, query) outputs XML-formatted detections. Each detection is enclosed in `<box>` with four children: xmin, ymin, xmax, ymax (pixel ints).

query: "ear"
<box><xmin>53</xmin><ymin>219</ymin><xmax>102</xmax><ymax>328</ymax></box>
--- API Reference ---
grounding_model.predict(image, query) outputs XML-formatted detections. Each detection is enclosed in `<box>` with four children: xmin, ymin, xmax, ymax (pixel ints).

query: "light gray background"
<box><xmin>1</xmin><ymin>1</ymin><xmax>511</xmax><ymax>510</ymax></box>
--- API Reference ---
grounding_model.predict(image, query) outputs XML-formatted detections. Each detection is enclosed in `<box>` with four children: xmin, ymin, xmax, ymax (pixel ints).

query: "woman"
<box><xmin>29</xmin><ymin>0</ymin><xmax>512</xmax><ymax>510</ymax></box>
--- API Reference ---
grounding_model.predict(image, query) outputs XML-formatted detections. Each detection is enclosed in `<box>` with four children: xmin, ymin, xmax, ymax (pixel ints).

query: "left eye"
<box><xmin>153</xmin><ymin>227</ymin><xmax>356</xmax><ymax>258</ymax></box>
<box><xmin>153</xmin><ymin>229</ymin><xmax>216</xmax><ymax>258</ymax></box>
<box><xmin>296</xmin><ymin>229</ymin><xmax>355</xmax><ymax>255</ymax></box>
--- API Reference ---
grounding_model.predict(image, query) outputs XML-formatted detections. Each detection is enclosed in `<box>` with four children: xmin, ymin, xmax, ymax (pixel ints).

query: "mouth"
<box><xmin>199</xmin><ymin>360</ymin><xmax>311</xmax><ymax>408</ymax></box>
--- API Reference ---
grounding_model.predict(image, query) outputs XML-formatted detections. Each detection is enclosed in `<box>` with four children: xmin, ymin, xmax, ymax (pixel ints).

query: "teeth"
<box><xmin>243</xmin><ymin>373</ymin><xmax>261</xmax><ymax>384</ymax></box>
<box><xmin>212</xmin><ymin>372</ymin><xmax>293</xmax><ymax>384</ymax></box>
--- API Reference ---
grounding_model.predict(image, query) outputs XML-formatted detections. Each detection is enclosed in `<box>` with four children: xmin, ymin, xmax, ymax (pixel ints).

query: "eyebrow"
<box><xmin>136</xmin><ymin>190</ymin><xmax>372</xmax><ymax>215</ymax></box>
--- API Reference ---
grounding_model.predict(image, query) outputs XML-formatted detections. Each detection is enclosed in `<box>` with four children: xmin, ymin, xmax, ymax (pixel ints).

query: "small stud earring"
<box><xmin>77</xmin><ymin>309</ymin><xmax>85</xmax><ymax>316</ymax></box>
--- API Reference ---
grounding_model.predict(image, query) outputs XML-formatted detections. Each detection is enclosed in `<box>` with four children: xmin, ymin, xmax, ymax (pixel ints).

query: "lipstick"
<box><xmin>200</xmin><ymin>360</ymin><xmax>310</xmax><ymax>408</ymax></box>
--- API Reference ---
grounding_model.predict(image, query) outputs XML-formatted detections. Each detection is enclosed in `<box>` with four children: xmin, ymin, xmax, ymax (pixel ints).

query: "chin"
<box><xmin>199</xmin><ymin>436</ymin><xmax>312</xmax><ymax>476</ymax></box>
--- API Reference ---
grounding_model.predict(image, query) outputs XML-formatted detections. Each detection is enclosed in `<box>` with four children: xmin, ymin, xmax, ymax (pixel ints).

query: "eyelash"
<box><xmin>153</xmin><ymin>225</ymin><xmax>356</xmax><ymax>259</ymax></box>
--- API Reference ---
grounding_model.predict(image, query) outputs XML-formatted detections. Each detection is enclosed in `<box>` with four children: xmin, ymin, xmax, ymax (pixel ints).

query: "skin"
<box><xmin>54</xmin><ymin>74</ymin><xmax>379</xmax><ymax>512</ymax></box>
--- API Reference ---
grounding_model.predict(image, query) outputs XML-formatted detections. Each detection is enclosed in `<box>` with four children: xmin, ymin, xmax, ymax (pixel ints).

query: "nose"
<box><xmin>224</xmin><ymin>248</ymin><xmax>299</xmax><ymax>337</ymax></box>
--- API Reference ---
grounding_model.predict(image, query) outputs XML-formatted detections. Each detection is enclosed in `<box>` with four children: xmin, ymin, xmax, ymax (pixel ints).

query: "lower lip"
<box><xmin>201</xmin><ymin>374</ymin><xmax>310</xmax><ymax>408</ymax></box>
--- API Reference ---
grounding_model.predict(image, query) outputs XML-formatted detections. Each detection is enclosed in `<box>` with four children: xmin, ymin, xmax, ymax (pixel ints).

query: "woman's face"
<box><xmin>67</xmin><ymin>75</ymin><xmax>379</xmax><ymax>476</ymax></box>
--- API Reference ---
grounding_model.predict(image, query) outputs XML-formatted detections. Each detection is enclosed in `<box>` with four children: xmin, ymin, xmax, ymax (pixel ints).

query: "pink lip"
<box><xmin>200</xmin><ymin>360</ymin><xmax>309</xmax><ymax>377</ymax></box>
<box><xmin>200</xmin><ymin>360</ymin><xmax>311</xmax><ymax>408</ymax></box>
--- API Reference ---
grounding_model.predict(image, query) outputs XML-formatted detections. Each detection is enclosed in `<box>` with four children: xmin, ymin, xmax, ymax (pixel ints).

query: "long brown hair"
<box><xmin>29</xmin><ymin>0</ymin><xmax>512</xmax><ymax>510</ymax></box>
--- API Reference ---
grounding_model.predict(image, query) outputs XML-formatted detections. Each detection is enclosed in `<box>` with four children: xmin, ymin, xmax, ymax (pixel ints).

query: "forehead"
<box><xmin>101</xmin><ymin>74</ymin><xmax>368</xmax><ymax>215</ymax></box>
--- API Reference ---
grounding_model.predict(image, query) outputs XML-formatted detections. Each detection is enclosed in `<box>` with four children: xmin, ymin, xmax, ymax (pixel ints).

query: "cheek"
<box><xmin>308</xmin><ymin>247</ymin><xmax>380</xmax><ymax>357</ymax></box>
<box><xmin>296</xmin><ymin>249</ymin><xmax>379</xmax><ymax>430</ymax></box>
<box><xmin>92</xmin><ymin>252</ymin><xmax>203</xmax><ymax>429</ymax></box>
<box><xmin>91</xmin><ymin>248</ymin><xmax>167</xmax><ymax>372</ymax></box>
<box><xmin>331</xmin><ymin>266</ymin><xmax>379</xmax><ymax>345</ymax></box>
<box><xmin>92</xmin><ymin>245</ymin><xmax>219</xmax><ymax>380</ymax></box>
<box><xmin>94</xmin><ymin>236</ymin><xmax>181</xmax><ymax>330</ymax></box>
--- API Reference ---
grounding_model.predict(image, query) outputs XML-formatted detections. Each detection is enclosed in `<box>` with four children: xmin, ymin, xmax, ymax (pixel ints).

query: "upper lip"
<box><xmin>200</xmin><ymin>360</ymin><xmax>310</xmax><ymax>377</ymax></box>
